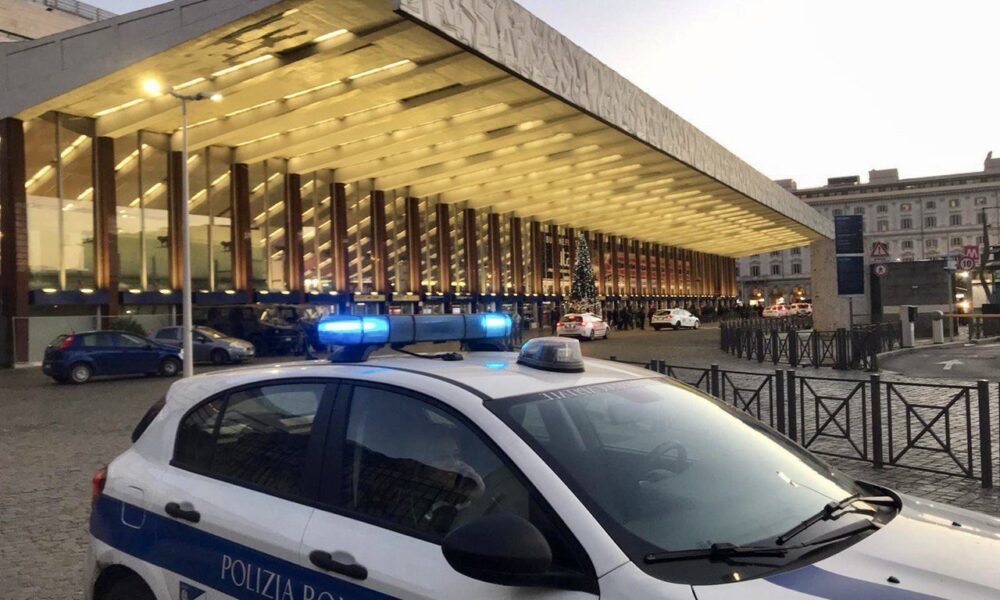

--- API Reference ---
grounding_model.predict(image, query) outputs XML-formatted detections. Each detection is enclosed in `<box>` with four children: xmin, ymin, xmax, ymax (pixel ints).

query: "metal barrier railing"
<box><xmin>630</xmin><ymin>359</ymin><xmax>995</xmax><ymax>488</ymax></box>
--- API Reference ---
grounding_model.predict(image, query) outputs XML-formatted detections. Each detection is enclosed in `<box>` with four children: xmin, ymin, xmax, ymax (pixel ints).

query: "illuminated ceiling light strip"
<box><xmin>211</xmin><ymin>173</ymin><xmax>230</xmax><ymax>186</ymax></box>
<box><xmin>225</xmin><ymin>100</ymin><xmax>277</xmax><ymax>119</ymax></box>
<box><xmin>77</xmin><ymin>187</ymin><xmax>94</xmax><ymax>201</ymax></box>
<box><xmin>211</xmin><ymin>54</ymin><xmax>274</xmax><ymax>78</ymax></box>
<box><xmin>313</xmin><ymin>28</ymin><xmax>347</xmax><ymax>43</ymax></box>
<box><xmin>129</xmin><ymin>181</ymin><xmax>164</xmax><ymax>208</ymax></box>
<box><xmin>188</xmin><ymin>117</ymin><xmax>219</xmax><ymax>129</ymax></box>
<box><xmin>115</xmin><ymin>149</ymin><xmax>140</xmax><ymax>171</ymax></box>
<box><xmin>283</xmin><ymin>79</ymin><xmax>342</xmax><ymax>100</ymax></box>
<box><xmin>174</xmin><ymin>77</ymin><xmax>206</xmax><ymax>90</ymax></box>
<box><xmin>94</xmin><ymin>98</ymin><xmax>145</xmax><ymax>117</ymax></box>
<box><xmin>60</xmin><ymin>135</ymin><xmax>88</xmax><ymax>158</ymax></box>
<box><xmin>24</xmin><ymin>164</ymin><xmax>53</xmax><ymax>189</ymax></box>
<box><xmin>347</xmin><ymin>59</ymin><xmax>411</xmax><ymax>81</ymax></box>
<box><xmin>235</xmin><ymin>132</ymin><xmax>280</xmax><ymax>147</ymax></box>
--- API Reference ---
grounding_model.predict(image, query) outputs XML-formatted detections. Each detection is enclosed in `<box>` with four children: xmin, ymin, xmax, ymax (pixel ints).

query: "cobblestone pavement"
<box><xmin>1</xmin><ymin>326</ymin><xmax>998</xmax><ymax>599</ymax></box>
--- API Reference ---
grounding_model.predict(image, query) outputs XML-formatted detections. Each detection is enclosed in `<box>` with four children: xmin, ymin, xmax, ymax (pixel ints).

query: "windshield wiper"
<box><xmin>775</xmin><ymin>493</ymin><xmax>896</xmax><ymax>545</ymax></box>
<box><xmin>645</xmin><ymin>519</ymin><xmax>882</xmax><ymax>565</ymax></box>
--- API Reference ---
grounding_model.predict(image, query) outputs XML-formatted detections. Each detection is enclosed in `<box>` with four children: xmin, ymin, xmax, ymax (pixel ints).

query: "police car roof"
<box><xmin>164</xmin><ymin>352</ymin><xmax>653</xmax><ymax>408</ymax></box>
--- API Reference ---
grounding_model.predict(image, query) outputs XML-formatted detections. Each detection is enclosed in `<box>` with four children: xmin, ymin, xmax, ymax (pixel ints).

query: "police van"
<box><xmin>86</xmin><ymin>314</ymin><xmax>1000</xmax><ymax>599</ymax></box>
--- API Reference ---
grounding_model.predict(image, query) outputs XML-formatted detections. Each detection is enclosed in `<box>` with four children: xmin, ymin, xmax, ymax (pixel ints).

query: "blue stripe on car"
<box><xmin>766</xmin><ymin>564</ymin><xmax>947</xmax><ymax>600</ymax></box>
<box><xmin>90</xmin><ymin>494</ymin><xmax>399</xmax><ymax>600</ymax></box>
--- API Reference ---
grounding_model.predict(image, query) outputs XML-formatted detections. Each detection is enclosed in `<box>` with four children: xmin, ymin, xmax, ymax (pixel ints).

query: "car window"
<box><xmin>80</xmin><ymin>333</ymin><xmax>114</xmax><ymax>347</ymax></box>
<box><xmin>174</xmin><ymin>383</ymin><xmax>326</xmax><ymax>498</ymax></box>
<box><xmin>117</xmin><ymin>333</ymin><xmax>149</xmax><ymax>348</ymax></box>
<box><xmin>155</xmin><ymin>328</ymin><xmax>180</xmax><ymax>341</ymax></box>
<box><xmin>339</xmin><ymin>384</ymin><xmax>588</xmax><ymax>573</ymax></box>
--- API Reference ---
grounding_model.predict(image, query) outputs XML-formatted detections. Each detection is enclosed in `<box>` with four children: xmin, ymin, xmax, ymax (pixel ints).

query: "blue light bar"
<box><xmin>317</xmin><ymin>313</ymin><xmax>511</xmax><ymax>350</ymax></box>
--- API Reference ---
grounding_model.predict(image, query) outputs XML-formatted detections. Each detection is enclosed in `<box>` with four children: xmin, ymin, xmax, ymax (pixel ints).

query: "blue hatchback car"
<box><xmin>42</xmin><ymin>330</ymin><xmax>182</xmax><ymax>384</ymax></box>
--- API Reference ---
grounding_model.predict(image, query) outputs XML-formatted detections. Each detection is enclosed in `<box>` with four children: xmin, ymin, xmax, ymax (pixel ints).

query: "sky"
<box><xmin>88</xmin><ymin>0</ymin><xmax>999</xmax><ymax>188</ymax></box>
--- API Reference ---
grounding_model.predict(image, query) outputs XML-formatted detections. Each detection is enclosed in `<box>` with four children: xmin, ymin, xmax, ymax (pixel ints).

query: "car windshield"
<box><xmin>489</xmin><ymin>378</ymin><xmax>863</xmax><ymax>581</ymax></box>
<box><xmin>654</xmin><ymin>310</ymin><xmax>670</xmax><ymax>315</ymax></box>
<box><xmin>562</xmin><ymin>315</ymin><xmax>583</xmax><ymax>323</ymax></box>
<box><xmin>196</xmin><ymin>327</ymin><xmax>226</xmax><ymax>339</ymax></box>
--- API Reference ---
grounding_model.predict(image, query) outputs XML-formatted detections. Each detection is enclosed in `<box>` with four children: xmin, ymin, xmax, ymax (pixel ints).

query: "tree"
<box><xmin>567</xmin><ymin>232</ymin><xmax>600</xmax><ymax>315</ymax></box>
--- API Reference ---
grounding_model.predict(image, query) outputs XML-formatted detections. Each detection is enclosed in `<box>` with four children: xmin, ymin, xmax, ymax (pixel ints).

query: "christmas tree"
<box><xmin>567</xmin><ymin>232</ymin><xmax>600</xmax><ymax>315</ymax></box>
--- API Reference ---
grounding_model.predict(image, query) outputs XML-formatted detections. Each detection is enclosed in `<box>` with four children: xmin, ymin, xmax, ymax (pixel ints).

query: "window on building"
<box><xmin>901</xmin><ymin>254</ymin><xmax>914</xmax><ymax>262</ymax></box>
<box><xmin>791</xmin><ymin>262</ymin><xmax>802</xmax><ymax>274</ymax></box>
<box><xmin>790</xmin><ymin>247</ymin><xmax>801</xmax><ymax>256</ymax></box>
<box><xmin>900</xmin><ymin>202</ymin><xmax>912</xmax><ymax>212</ymax></box>
<box><xmin>248</xmin><ymin>160</ymin><xmax>288</xmax><ymax>291</ymax></box>
<box><xmin>877</xmin><ymin>220</ymin><xmax>889</xmax><ymax>232</ymax></box>
<box><xmin>948</xmin><ymin>199</ymin><xmax>960</xmax><ymax>208</ymax></box>
<box><xmin>770</xmin><ymin>263</ymin><xmax>781</xmax><ymax>276</ymax></box>
<box><xmin>901</xmin><ymin>240</ymin><xmax>914</xmax><ymax>250</ymax></box>
<box><xmin>900</xmin><ymin>217</ymin><xmax>913</xmax><ymax>230</ymax></box>
<box><xmin>876</xmin><ymin>205</ymin><xmax>888</xmax><ymax>213</ymax></box>
<box><xmin>975</xmin><ymin>197</ymin><xmax>988</xmax><ymax>206</ymax></box>
<box><xmin>949</xmin><ymin>214</ymin><xmax>961</xmax><ymax>226</ymax></box>
<box><xmin>926</xmin><ymin>201</ymin><xmax>936</xmax><ymax>209</ymax></box>
<box><xmin>174</xmin><ymin>383</ymin><xmax>326</xmax><ymax>498</ymax></box>
<box><xmin>770</xmin><ymin>251</ymin><xmax>782</xmax><ymax>257</ymax></box>
<box><xmin>750</xmin><ymin>265</ymin><xmax>761</xmax><ymax>277</ymax></box>
<box><xmin>976</xmin><ymin>235</ymin><xmax>985</xmax><ymax>245</ymax></box>
<box><xmin>832</xmin><ymin>208</ymin><xmax>843</xmax><ymax>217</ymax></box>
<box><xmin>951</xmin><ymin>237</ymin><xmax>963</xmax><ymax>247</ymax></box>
<box><xmin>977</xmin><ymin>212</ymin><xmax>987</xmax><ymax>224</ymax></box>
<box><xmin>853</xmin><ymin>206</ymin><xmax>864</xmax><ymax>215</ymax></box>
<box><xmin>301</xmin><ymin>170</ymin><xmax>333</xmax><ymax>293</ymax></box>
<box><xmin>114</xmin><ymin>130</ymin><xmax>170</xmax><ymax>291</ymax></box>
<box><xmin>924</xmin><ymin>216</ymin><xmax>937</xmax><ymax>228</ymax></box>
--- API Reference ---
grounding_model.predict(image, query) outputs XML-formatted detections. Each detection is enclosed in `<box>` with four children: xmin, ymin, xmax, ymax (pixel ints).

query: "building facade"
<box><xmin>0</xmin><ymin>0</ymin><xmax>112</xmax><ymax>42</ymax></box>
<box><xmin>738</xmin><ymin>156</ymin><xmax>1000</xmax><ymax>305</ymax></box>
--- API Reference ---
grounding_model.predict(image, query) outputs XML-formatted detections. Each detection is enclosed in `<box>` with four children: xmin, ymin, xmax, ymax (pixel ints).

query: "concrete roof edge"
<box><xmin>395</xmin><ymin>0</ymin><xmax>832</xmax><ymax>240</ymax></box>
<box><xmin>0</xmin><ymin>0</ymin><xmax>284</xmax><ymax>120</ymax></box>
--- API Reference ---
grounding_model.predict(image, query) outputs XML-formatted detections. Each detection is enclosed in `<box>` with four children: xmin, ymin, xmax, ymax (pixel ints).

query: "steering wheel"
<box><xmin>637</xmin><ymin>441</ymin><xmax>689</xmax><ymax>486</ymax></box>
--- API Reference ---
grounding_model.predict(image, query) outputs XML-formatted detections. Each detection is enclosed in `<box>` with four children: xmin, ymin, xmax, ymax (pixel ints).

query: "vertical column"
<box><xmin>93</xmin><ymin>136</ymin><xmax>119</xmax><ymax>314</ymax></box>
<box><xmin>488</xmin><ymin>213</ymin><xmax>502</xmax><ymax>293</ymax></box>
<box><xmin>284</xmin><ymin>174</ymin><xmax>304</xmax><ymax>292</ymax></box>
<box><xmin>548</xmin><ymin>224</ymin><xmax>560</xmax><ymax>294</ymax></box>
<box><xmin>594</xmin><ymin>233</ymin><xmax>605</xmax><ymax>296</ymax></box>
<box><xmin>463</xmin><ymin>208</ymin><xmax>479</xmax><ymax>295</ymax></box>
<box><xmin>370</xmin><ymin>189</ymin><xmax>388</xmax><ymax>293</ymax></box>
<box><xmin>609</xmin><ymin>235</ymin><xmax>619</xmax><ymax>295</ymax></box>
<box><xmin>330</xmin><ymin>182</ymin><xmax>349</xmax><ymax>293</ymax></box>
<box><xmin>511</xmin><ymin>216</ymin><xmax>524</xmax><ymax>294</ymax></box>
<box><xmin>530</xmin><ymin>221</ymin><xmax>544</xmax><ymax>294</ymax></box>
<box><xmin>167</xmin><ymin>151</ymin><xmax>184</xmax><ymax>290</ymax></box>
<box><xmin>0</xmin><ymin>118</ymin><xmax>29</xmax><ymax>364</ymax></box>
<box><xmin>623</xmin><ymin>238</ymin><xmax>634</xmax><ymax>296</ymax></box>
<box><xmin>230</xmin><ymin>164</ymin><xmax>252</xmax><ymax>294</ymax></box>
<box><xmin>567</xmin><ymin>227</ymin><xmax>576</xmax><ymax>279</ymax></box>
<box><xmin>654</xmin><ymin>244</ymin><xmax>663</xmax><ymax>295</ymax></box>
<box><xmin>405</xmin><ymin>197</ymin><xmax>422</xmax><ymax>293</ymax></box>
<box><xmin>643</xmin><ymin>242</ymin><xmax>652</xmax><ymax>296</ymax></box>
<box><xmin>434</xmin><ymin>203</ymin><xmax>450</xmax><ymax>294</ymax></box>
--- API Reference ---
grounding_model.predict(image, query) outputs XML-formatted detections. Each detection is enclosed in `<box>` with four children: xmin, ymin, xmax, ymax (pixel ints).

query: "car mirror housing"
<box><xmin>441</xmin><ymin>513</ymin><xmax>553</xmax><ymax>587</ymax></box>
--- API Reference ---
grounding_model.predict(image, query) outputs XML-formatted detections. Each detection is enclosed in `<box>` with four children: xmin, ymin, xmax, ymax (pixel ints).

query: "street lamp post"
<box><xmin>149</xmin><ymin>81</ymin><xmax>221</xmax><ymax>377</ymax></box>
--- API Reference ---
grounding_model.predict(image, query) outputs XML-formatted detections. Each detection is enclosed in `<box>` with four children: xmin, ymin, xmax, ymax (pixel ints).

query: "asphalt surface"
<box><xmin>2</xmin><ymin>325</ymin><xmax>998</xmax><ymax>599</ymax></box>
<box><xmin>880</xmin><ymin>341</ymin><xmax>1000</xmax><ymax>381</ymax></box>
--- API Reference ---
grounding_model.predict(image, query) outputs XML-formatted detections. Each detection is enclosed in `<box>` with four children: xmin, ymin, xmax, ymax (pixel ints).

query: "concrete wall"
<box><xmin>0</xmin><ymin>0</ymin><xmax>89</xmax><ymax>40</ymax></box>
<box><xmin>810</xmin><ymin>237</ymin><xmax>852</xmax><ymax>330</ymax></box>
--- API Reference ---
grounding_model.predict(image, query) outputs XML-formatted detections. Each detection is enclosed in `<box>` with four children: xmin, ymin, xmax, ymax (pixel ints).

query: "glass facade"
<box><xmin>114</xmin><ymin>130</ymin><xmax>170</xmax><ymax>290</ymax></box>
<box><xmin>301</xmin><ymin>170</ymin><xmax>333</xmax><ymax>293</ymax></box>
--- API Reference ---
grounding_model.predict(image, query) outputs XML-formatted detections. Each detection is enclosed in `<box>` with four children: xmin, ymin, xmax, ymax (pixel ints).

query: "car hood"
<box><xmin>693</xmin><ymin>493</ymin><xmax>1000</xmax><ymax>599</ymax></box>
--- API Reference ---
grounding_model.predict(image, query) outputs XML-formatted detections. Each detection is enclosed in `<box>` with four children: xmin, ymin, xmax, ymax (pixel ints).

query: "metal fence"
<box><xmin>635</xmin><ymin>360</ymin><xmax>995</xmax><ymax>488</ymax></box>
<box><xmin>720</xmin><ymin>320</ymin><xmax>902</xmax><ymax>371</ymax></box>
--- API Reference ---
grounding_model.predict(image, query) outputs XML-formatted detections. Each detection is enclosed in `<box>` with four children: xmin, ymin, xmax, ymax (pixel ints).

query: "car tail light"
<box><xmin>59</xmin><ymin>335</ymin><xmax>74</xmax><ymax>350</ymax></box>
<box><xmin>91</xmin><ymin>466</ymin><xmax>106</xmax><ymax>506</ymax></box>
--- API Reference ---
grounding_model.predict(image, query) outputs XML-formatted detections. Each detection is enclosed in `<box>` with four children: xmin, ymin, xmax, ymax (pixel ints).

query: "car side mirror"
<box><xmin>441</xmin><ymin>513</ymin><xmax>553</xmax><ymax>587</ymax></box>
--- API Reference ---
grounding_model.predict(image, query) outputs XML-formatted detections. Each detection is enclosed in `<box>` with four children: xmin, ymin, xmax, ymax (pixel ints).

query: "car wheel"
<box><xmin>588</xmin><ymin>329</ymin><xmax>595</xmax><ymax>341</ymax></box>
<box><xmin>693</xmin><ymin>320</ymin><xmax>700</xmax><ymax>329</ymax></box>
<box><xmin>673</xmin><ymin>322</ymin><xmax>681</xmax><ymax>330</ymax></box>
<box><xmin>210</xmin><ymin>348</ymin><xmax>229</xmax><ymax>365</ymax></box>
<box><xmin>653</xmin><ymin>326</ymin><xmax>662</xmax><ymax>331</ymax></box>
<box><xmin>69</xmin><ymin>362</ymin><xmax>92</xmax><ymax>384</ymax></box>
<box><xmin>158</xmin><ymin>357</ymin><xmax>181</xmax><ymax>377</ymax></box>
<box><xmin>604</xmin><ymin>327</ymin><xmax>610</xmax><ymax>339</ymax></box>
<box><xmin>102</xmin><ymin>574</ymin><xmax>155</xmax><ymax>600</ymax></box>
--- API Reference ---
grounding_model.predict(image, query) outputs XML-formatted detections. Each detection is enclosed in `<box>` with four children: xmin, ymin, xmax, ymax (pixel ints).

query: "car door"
<box><xmin>151</xmin><ymin>380</ymin><xmax>334</xmax><ymax>599</ymax></box>
<box><xmin>77</xmin><ymin>332</ymin><xmax>117</xmax><ymax>374</ymax></box>
<box><xmin>114</xmin><ymin>333</ymin><xmax>161</xmax><ymax>374</ymax></box>
<box><xmin>192</xmin><ymin>331</ymin><xmax>214</xmax><ymax>363</ymax></box>
<box><xmin>299</xmin><ymin>383</ymin><xmax>599</xmax><ymax>600</ymax></box>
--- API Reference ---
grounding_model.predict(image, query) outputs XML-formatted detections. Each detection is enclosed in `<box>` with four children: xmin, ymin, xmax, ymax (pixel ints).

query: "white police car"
<box><xmin>86</xmin><ymin>314</ymin><xmax>1000</xmax><ymax>600</ymax></box>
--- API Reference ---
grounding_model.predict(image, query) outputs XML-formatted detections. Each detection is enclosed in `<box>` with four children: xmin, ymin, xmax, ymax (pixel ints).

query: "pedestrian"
<box><xmin>511</xmin><ymin>310</ymin><xmax>522</xmax><ymax>345</ymax></box>
<box><xmin>637</xmin><ymin>305</ymin><xmax>645</xmax><ymax>330</ymax></box>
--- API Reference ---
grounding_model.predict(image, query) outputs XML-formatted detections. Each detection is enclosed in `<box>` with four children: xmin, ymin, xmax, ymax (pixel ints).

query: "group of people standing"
<box><xmin>603</xmin><ymin>304</ymin><xmax>655</xmax><ymax>331</ymax></box>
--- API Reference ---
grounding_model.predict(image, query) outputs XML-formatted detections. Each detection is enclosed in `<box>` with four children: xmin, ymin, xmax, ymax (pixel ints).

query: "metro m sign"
<box><xmin>963</xmin><ymin>245</ymin><xmax>981</xmax><ymax>261</ymax></box>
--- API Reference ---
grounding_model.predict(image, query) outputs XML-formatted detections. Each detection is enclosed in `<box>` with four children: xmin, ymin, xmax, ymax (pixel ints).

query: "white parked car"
<box><xmin>85</xmin><ymin>316</ymin><xmax>1000</xmax><ymax>600</ymax></box>
<box><xmin>556</xmin><ymin>313</ymin><xmax>610</xmax><ymax>340</ymax></box>
<box><xmin>762</xmin><ymin>304</ymin><xmax>791</xmax><ymax>318</ymax></box>
<box><xmin>650</xmin><ymin>308</ymin><xmax>700</xmax><ymax>330</ymax></box>
<box><xmin>789</xmin><ymin>302</ymin><xmax>813</xmax><ymax>316</ymax></box>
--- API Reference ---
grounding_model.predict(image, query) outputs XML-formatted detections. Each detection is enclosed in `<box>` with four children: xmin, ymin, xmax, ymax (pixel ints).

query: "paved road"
<box><xmin>1</xmin><ymin>326</ymin><xmax>998</xmax><ymax>599</ymax></box>
<box><xmin>881</xmin><ymin>341</ymin><xmax>1000</xmax><ymax>381</ymax></box>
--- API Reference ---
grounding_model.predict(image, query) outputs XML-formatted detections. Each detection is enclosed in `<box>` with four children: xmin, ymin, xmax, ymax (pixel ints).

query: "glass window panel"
<box><xmin>115</xmin><ymin>133</ymin><xmax>142</xmax><ymax>290</ymax></box>
<box><xmin>248</xmin><ymin>162</ymin><xmax>268</xmax><ymax>290</ymax></box>
<box><xmin>265</xmin><ymin>159</ymin><xmax>287</xmax><ymax>291</ymax></box>
<box><xmin>208</xmin><ymin>147</ymin><xmax>233</xmax><ymax>291</ymax></box>
<box><xmin>140</xmin><ymin>131</ymin><xmax>170</xmax><ymax>291</ymax></box>
<box><xmin>188</xmin><ymin>149</ymin><xmax>211</xmax><ymax>291</ymax></box>
<box><xmin>312</xmin><ymin>171</ymin><xmax>333</xmax><ymax>292</ymax></box>
<box><xmin>422</xmin><ymin>197</ymin><xmax>436</xmax><ymax>293</ymax></box>
<box><xmin>451</xmin><ymin>205</ymin><xmax>466</xmax><ymax>292</ymax></box>
<box><xmin>301</xmin><ymin>173</ymin><xmax>319</xmax><ymax>292</ymax></box>
<box><xmin>25</xmin><ymin>115</ymin><xmax>60</xmax><ymax>289</ymax></box>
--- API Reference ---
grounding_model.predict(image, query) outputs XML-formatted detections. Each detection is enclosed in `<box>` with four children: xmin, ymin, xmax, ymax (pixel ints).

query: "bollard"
<box><xmin>775</xmin><ymin>368</ymin><xmax>786</xmax><ymax>434</ymax></box>
<box><xmin>931</xmin><ymin>311</ymin><xmax>945</xmax><ymax>344</ymax></box>
<box><xmin>977</xmin><ymin>380</ymin><xmax>993</xmax><ymax>488</ymax></box>
<box><xmin>771</xmin><ymin>330</ymin><xmax>780</xmax><ymax>364</ymax></box>
<box><xmin>756</xmin><ymin>330</ymin><xmax>765</xmax><ymax>363</ymax></box>
<box><xmin>788</xmin><ymin>330</ymin><xmax>799</xmax><ymax>368</ymax></box>
<box><xmin>787</xmin><ymin>370</ymin><xmax>798</xmax><ymax>442</ymax></box>
<box><xmin>710</xmin><ymin>364</ymin><xmax>720</xmax><ymax>398</ymax></box>
<box><xmin>870</xmin><ymin>373</ymin><xmax>883</xmax><ymax>468</ymax></box>
<box><xmin>834</xmin><ymin>328</ymin><xmax>848</xmax><ymax>370</ymax></box>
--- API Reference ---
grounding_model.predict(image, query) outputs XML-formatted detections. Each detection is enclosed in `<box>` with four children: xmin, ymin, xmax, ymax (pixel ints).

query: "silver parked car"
<box><xmin>151</xmin><ymin>325</ymin><xmax>255</xmax><ymax>365</ymax></box>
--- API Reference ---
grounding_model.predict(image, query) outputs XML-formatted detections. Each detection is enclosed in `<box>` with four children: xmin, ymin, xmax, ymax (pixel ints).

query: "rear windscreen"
<box><xmin>131</xmin><ymin>397</ymin><xmax>166</xmax><ymax>443</ymax></box>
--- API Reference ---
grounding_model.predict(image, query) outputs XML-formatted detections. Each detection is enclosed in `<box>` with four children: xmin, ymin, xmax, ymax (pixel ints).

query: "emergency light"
<box><xmin>318</xmin><ymin>313</ymin><xmax>512</xmax><ymax>361</ymax></box>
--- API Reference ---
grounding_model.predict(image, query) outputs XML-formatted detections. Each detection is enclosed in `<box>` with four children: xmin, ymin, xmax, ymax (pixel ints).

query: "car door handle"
<box><xmin>164</xmin><ymin>501</ymin><xmax>201</xmax><ymax>523</ymax></box>
<box><xmin>309</xmin><ymin>550</ymin><xmax>368</xmax><ymax>580</ymax></box>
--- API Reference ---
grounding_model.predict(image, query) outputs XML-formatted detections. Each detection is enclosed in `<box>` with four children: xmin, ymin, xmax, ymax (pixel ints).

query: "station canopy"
<box><xmin>0</xmin><ymin>0</ymin><xmax>832</xmax><ymax>256</ymax></box>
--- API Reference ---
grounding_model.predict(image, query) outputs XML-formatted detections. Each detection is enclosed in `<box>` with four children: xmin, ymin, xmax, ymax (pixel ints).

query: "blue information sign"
<box><xmin>836</xmin><ymin>256</ymin><xmax>865</xmax><ymax>296</ymax></box>
<box><xmin>834</xmin><ymin>215</ymin><xmax>864</xmax><ymax>255</ymax></box>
